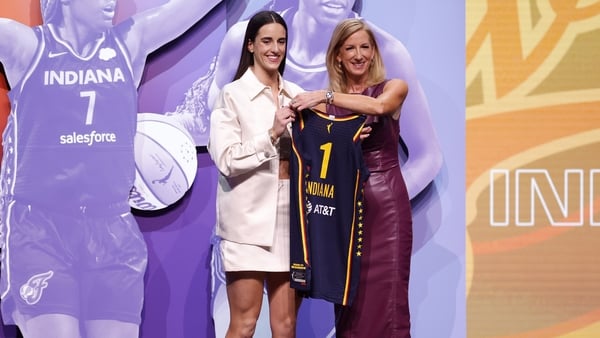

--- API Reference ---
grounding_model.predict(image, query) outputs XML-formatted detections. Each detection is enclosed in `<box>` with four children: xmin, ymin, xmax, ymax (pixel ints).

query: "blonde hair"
<box><xmin>40</xmin><ymin>0</ymin><xmax>60</xmax><ymax>23</ymax></box>
<box><xmin>326</xmin><ymin>19</ymin><xmax>386</xmax><ymax>93</ymax></box>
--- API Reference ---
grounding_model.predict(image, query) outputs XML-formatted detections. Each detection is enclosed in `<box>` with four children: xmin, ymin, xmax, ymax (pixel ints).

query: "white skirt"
<box><xmin>220</xmin><ymin>180</ymin><xmax>290</xmax><ymax>272</ymax></box>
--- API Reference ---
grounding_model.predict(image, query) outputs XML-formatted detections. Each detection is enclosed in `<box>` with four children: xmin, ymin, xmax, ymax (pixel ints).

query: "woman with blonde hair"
<box><xmin>291</xmin><ymin>18</ymin><xmax>413</xmax><ymax>337</ymax></box>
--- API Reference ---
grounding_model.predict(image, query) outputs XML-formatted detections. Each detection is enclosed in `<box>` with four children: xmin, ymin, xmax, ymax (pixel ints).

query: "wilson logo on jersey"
<box><xmin>44</xmin><ymin>67</ymin><xmax>125</xmax><ymax>86</ymax></box>
<box><xmin>20</xmin><ymin>270</ymin><xmax>54</xmax><ymax>305</ymax></box>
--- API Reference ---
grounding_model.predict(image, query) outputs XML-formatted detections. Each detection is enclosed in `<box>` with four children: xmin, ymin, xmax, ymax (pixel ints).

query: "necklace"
<box><xmin>348</xmin><ymin>87</ymin><xmax>365</xmax><ymax>94</ymax></box>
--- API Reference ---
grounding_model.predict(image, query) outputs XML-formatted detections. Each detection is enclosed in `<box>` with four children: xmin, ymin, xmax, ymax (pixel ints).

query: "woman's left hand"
<box><xmin>290</xmin><ymin>90</ymin><xmax>327</xmax><ymax>111</ymax></box>
<box><xmin>359</xmin><ymin>125</ymin><xmax>372</xmax><ymax>140</ymax></box>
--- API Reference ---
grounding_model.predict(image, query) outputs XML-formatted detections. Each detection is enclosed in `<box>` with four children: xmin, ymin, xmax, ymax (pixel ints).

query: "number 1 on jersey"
<box><xmin>319</xmin><ymin>142</ymin><xmax>332</xmax><ymax>179</ymax></box>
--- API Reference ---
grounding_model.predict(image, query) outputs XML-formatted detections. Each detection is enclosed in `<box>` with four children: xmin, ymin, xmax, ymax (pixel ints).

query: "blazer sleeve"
<box><xmin>208</xmin><ymin>88</ymin><xmax>279</xmax><ymax>178</ymax></box>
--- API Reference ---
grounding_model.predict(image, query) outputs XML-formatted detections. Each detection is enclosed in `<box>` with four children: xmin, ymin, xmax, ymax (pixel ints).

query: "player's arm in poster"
<box><xmin>114</xmin><ymin>0</ymin><xmax>222</xmax><ymax>86</ymax></box>
<box><xmin>370</xmin><ymin>25</ymin><xmax>444</xmax><ymax>199</ymax></box>
<box><xmin>0</xmin><ymin>16</ymin><xmax>38</xmax><ymax>86</ymax></box>
<box><xmin>206</xmin><ymin>19</ymin><xmax>246</xmax><ymax>111</ymax></box>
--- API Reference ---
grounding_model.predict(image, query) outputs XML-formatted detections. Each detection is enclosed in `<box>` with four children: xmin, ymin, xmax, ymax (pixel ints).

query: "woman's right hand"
<box><xmin>271</xmin><ymin>105</ymin><xmax>295</xmax><ymax>137</ymax></box>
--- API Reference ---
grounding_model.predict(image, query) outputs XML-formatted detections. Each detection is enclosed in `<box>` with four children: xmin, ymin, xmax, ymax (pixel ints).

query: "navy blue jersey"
<box><xmin>289</xmin><ymin>108</ymin><xmax>369</xmax><ymax>306</ymax></box>
<box><xmin>1</xmin><ymin>24</ymin><xmax>137</xmax><ymax>207</ymax></box>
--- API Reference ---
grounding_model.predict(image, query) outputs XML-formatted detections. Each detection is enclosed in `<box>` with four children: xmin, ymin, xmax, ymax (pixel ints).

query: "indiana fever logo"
<box><xmin>467</xmin><ymin>1</ymin><xmax>600</xmax><ymax>106</ymax></box>
<box><xmin>20</xmin><ymin>270</ymin><xmax>54</xmax><ymax>305</ymax></box>
<box><xmin>466</xmin><ymin>1</ymin><xmax>600</xmax><ymax>337</ymax></box>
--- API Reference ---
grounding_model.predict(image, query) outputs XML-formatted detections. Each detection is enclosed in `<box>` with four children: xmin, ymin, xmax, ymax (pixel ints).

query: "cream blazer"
<box><xmin>208</xmin><ymin>69</ymin><xmax>303</xmax><ymax>246</ymax></box>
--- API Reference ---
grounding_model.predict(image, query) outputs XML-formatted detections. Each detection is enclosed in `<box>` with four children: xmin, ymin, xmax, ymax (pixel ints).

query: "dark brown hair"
<box><xmin>232</xmin><ymin>10</ymin><xmax>288</xmax><ymax>81</ymax></box>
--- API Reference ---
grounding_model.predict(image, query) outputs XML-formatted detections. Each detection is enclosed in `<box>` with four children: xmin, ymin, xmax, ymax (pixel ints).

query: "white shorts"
<box><xmin>220</xmin><ymin>180</ymin><xmax>290</xmax><ymax>272</ymax></box>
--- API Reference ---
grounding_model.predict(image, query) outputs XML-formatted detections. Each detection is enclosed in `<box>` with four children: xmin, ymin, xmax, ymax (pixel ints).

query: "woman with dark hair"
<box><xmin>291</xmin><ymin>18</ymin><xmax>413</xmax><ymax>337</ymax></box>
<box><xmin>208</xmin><ymin>10</ymin><xmax>303</xmax><ymax>338</ymax></box>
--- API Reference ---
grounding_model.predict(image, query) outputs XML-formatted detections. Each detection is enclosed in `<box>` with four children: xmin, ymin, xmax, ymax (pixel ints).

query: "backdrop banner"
<box><xmin>466</xmin><ymin>1</ymin><xmax>600</xmax><ymax>337</ymax></box>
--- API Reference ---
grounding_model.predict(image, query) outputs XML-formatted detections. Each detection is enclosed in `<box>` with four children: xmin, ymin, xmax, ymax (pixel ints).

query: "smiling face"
<box><xmin>336</xmin><ymin>29</ymin><xmax>374</xmax><ymax>80</ymax></box>
<box><xmin>68</xmin><ymin>0</ymin><xmax>117</xmax><ymax>30</ymax></box>
<box><xmin>248</xmin><ymin>22</ymin><xmax>287</xmax><ymax>77</ymax></box>
<box><xmin>299</xmin><ymin>0</ymin><xmax>356</xmax><ymax>24</ymax></box>
<box><xmin>301</xmin><ymin>0</ymin><xmax>355</xmax><ymax>17</ymax></box>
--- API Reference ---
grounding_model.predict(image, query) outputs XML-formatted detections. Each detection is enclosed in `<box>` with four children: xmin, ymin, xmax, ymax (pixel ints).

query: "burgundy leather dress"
<box><xmin>330</xmin><ymin>82</ymin><xmax>413</xmax><ymax>338</ymax></box>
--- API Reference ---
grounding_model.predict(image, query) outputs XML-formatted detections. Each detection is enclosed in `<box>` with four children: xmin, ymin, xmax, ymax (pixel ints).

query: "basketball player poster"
<box><xmin>0</xmin><ymin>0</ymin><xmax>221</xmax><ymax>337</ymax></box>
<box><xmin>1</xmin><ymin>0</ymin><xmax>465</xmax><ymax>337</ymax></box>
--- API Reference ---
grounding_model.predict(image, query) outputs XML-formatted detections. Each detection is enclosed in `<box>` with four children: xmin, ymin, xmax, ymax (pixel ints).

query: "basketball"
<box><xmin>129</xmin><ymin>113</ymin><xmax>198</xmax><ymax>211</ymax></box>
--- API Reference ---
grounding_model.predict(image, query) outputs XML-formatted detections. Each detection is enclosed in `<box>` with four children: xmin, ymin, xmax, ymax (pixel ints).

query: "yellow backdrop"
<box><xmin>467</xmin><ymin>1</ymin><xmax>600</xmax><ymax>337</ymax></box>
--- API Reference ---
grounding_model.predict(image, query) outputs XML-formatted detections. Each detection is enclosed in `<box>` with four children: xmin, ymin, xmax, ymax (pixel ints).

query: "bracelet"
<box><xmin>325</xmin><ymin>90</ymin><xmax>334</xmax><ymax>105</ymax></box>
